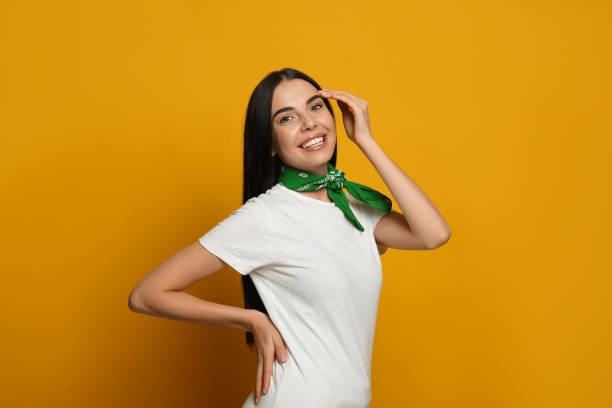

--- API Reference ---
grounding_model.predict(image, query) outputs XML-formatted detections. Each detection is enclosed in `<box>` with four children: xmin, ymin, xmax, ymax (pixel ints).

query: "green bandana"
<box><xmin>278</xmin><ymin>162</ymin><xmax>392</xmax><ymax>232</ymax></box>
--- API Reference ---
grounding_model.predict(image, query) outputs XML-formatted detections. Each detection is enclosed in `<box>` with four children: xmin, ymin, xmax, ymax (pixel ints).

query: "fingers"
<box><xmin>253</xmin><ymin>323</ymin><xmax>289</xmax><ymax>405</ymax></box>
<box><xmin>255</xmin><ymin>350</ymin><xmax>263</xmax><ymax>404</ymax></box>
<box><xmin>275</xmin><ymin>338</ymin><xmax>288</xmax><ymax>364</ymax></box>
<box><xmin>256</xmin><ymin>345</ymin><xmax>274</xmax><ymax>404</ymax></box>
<box><xmin>262</xmin><ymin>346</ymin><xmax>274</xmax><ymax>399</ymax></box>
<box><xmin>318</xmin><ymin>89</ymin><xmax>368</xmax><ymax>111</ymax></box>
<box><xmin>257</xmin><ymin>339</ymin><xmax>289</xmax><ymax>405</ymax></box>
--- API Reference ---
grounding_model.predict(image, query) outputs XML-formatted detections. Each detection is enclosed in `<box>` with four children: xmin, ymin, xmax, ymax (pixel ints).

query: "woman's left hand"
<box><xmin>318</xmin><ymin>89</ymin><xmax>374</xmax><ymax>147</ymax></box>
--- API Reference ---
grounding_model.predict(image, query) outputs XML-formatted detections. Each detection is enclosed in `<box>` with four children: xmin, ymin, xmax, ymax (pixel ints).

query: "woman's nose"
<box><xmin>302</xmin><ymin>115</ymin><xmax>317</xmax><ymax>130</ymax></box>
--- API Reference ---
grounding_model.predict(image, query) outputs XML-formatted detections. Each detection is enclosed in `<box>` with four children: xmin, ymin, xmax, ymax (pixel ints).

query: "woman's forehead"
<box><xmin>272</xmin><ymin>79</ymin><xmax>316</xmax><ymax>105</ymax></box>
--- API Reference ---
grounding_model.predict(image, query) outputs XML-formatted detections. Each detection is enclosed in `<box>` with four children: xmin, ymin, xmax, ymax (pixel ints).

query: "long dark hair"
<box><xmin>241</xmin><ymin>67</ymin><xmax>337</xmax><ymax>349</ymax></box>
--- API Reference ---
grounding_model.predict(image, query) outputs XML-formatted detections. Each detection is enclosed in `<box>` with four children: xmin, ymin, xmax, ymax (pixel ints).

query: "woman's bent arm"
<box><xmin>130</xmin><ymin>289</ymin><xmax>258</xmax><ymax>332</ymax></box>
<box><xmin>128</xmin><ymin>241</ymin><xmax>259</xmax><ymax>332</ymax></box>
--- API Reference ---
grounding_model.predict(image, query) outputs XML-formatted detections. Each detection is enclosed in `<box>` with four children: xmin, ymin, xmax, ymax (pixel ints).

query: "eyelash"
<box><xmin>279</xmin><ymin>103</ymin><xmax>323</xmax><ymax>124</ymax></box>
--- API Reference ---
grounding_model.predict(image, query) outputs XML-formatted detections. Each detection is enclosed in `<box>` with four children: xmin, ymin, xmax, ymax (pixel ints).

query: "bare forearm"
<box><xmin>131</xmin><ymin>290</ymin><xmax>258</xmax><ymax>332</ymax></box>
<box><xmin>358</xmin><ymin>137</ymin><xmax>451</xmax><ymax>244</ymax></box>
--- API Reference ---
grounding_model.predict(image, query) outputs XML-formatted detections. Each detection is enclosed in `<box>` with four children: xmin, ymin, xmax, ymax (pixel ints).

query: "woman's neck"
<box><xmin>297</xmin><ymin>187</ymin><xmax>332</xmax><ymax>203</ymax></box>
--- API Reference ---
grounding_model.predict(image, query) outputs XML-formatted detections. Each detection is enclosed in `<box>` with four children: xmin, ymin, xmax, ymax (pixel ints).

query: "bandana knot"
<box><xmin>278</xmin><ymin>162</ymin><xmax>392</xmax><ymax>232</ymax></box>
<box><xmin>325</xmin><ymin>168</ymin><xmax>346</xmax><ymax>190</ymax></box>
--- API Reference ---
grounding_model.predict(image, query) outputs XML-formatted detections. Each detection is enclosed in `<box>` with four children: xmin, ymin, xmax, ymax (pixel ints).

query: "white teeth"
<box><xmin>301</xmin><ymin>136</ymin><xmax>324</xmax><ymax>148</ymax></box>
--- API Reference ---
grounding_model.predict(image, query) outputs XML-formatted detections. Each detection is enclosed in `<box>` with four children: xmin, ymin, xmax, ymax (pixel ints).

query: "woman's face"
<box><xmin>270</xmin><ymin>79</ymin><xmax>336</xmax><ymax>175</ymax></box>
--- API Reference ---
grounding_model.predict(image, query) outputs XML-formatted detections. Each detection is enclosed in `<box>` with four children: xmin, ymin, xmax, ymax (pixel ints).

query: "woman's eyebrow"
<box><xmin>272</xmin><ymin>94</ymin><xmax>322</xmax><ymax>120</ymax></box>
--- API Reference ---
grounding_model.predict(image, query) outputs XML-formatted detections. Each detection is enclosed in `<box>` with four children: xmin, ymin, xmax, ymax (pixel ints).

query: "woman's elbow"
<box><xmin>429</xmin><ymin>230</ymin><xmax>451</xmax><ymax>249</ymax></box>
<box><xmin>128</xmin><ymin>288</ymin><xmax>147</xmax><ymax>313</ymax></box>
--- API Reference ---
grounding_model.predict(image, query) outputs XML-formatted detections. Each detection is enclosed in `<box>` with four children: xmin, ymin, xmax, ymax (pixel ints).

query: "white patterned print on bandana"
<box><xmin>294</xmin><ymin>168</ymin><xmax>347</xmax><ymax>192</ymax></box>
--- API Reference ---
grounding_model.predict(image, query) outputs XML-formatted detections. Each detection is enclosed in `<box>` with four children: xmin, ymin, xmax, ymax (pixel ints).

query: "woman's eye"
<box><xmin>279</xmin><ymin>104</ymin><xmax>322</xmax><ymax>124</ymax></box>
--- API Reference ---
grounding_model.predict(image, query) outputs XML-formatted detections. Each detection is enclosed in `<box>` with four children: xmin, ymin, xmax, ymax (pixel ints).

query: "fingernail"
<box><xmin>281</xmin><ymin>354</ymin><xmax>287</xmax><ymax>363</ymax></box>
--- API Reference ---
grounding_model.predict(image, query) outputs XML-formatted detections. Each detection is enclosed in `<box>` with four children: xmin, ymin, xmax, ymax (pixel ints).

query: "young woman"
<box><xmin>129</xmin><ymin>68</ymin><xmax>451</xmax><ymax>407</ymax></box>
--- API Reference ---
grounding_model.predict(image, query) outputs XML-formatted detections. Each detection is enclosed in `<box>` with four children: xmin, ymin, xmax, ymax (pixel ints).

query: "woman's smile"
<box><xmin>299</xmin><ymin>134</ymin><xmax>327</xmax><ymax>151</ymax></box>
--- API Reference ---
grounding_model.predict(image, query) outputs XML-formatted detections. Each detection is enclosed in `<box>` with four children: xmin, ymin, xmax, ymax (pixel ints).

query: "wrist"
<box><xmin>356</xmin><ymin>136</ymin><xmax>377</xmax><ymax>152</ymax></box>
<box><xmin>244</xmin><ymin>308</ymin><xmax>262</xmax><ymax>333</ymax></box>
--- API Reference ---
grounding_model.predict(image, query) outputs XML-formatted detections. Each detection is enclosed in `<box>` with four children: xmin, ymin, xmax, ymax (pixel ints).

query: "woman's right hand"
<box><xmin>250</xmin><ymin>311</ymin><xmax>288</xmax><ymax>405</ymax></box>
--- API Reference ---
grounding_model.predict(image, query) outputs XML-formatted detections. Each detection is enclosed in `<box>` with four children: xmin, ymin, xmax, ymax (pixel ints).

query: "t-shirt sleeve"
<box><xmin>346</xmin><ymin>193</ymin><xmax>388</xmax><ymax>234</ymax></box>
<box><xmin>197</xmin><ymin>198</ymin><xmax>272</xmax><ymax>275</ymax></box>
<box><xmin>365</xmin><ymin>203</ymin><xmax>386</xmax><ymax>232</ymax></box>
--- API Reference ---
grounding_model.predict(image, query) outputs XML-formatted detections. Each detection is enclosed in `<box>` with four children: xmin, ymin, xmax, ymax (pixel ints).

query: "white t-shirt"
<box><xmin>198</xmin><ymin>182</ymin><xmax>386</xmax><ymax>408</ymax></box>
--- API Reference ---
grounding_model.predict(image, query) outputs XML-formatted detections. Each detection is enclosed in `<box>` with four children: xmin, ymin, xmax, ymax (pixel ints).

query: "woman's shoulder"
<box><xmin>237</xmin><ymin>183</ymin><xmax>285</xmax><ymax>214</ymax></box>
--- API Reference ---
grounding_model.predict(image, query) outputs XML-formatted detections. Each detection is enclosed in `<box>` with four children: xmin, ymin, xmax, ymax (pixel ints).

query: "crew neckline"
<box><xmin>276</xmin><ymin>183</ymin><xmax>337</xmax><ymax>208</ymax></box>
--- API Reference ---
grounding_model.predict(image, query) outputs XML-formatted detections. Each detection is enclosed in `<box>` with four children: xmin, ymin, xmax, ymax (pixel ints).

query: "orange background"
<box><xmin>1</xmin><ymin>1</ymin><xmax>610</xmax><ymax>407</ymax></box>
